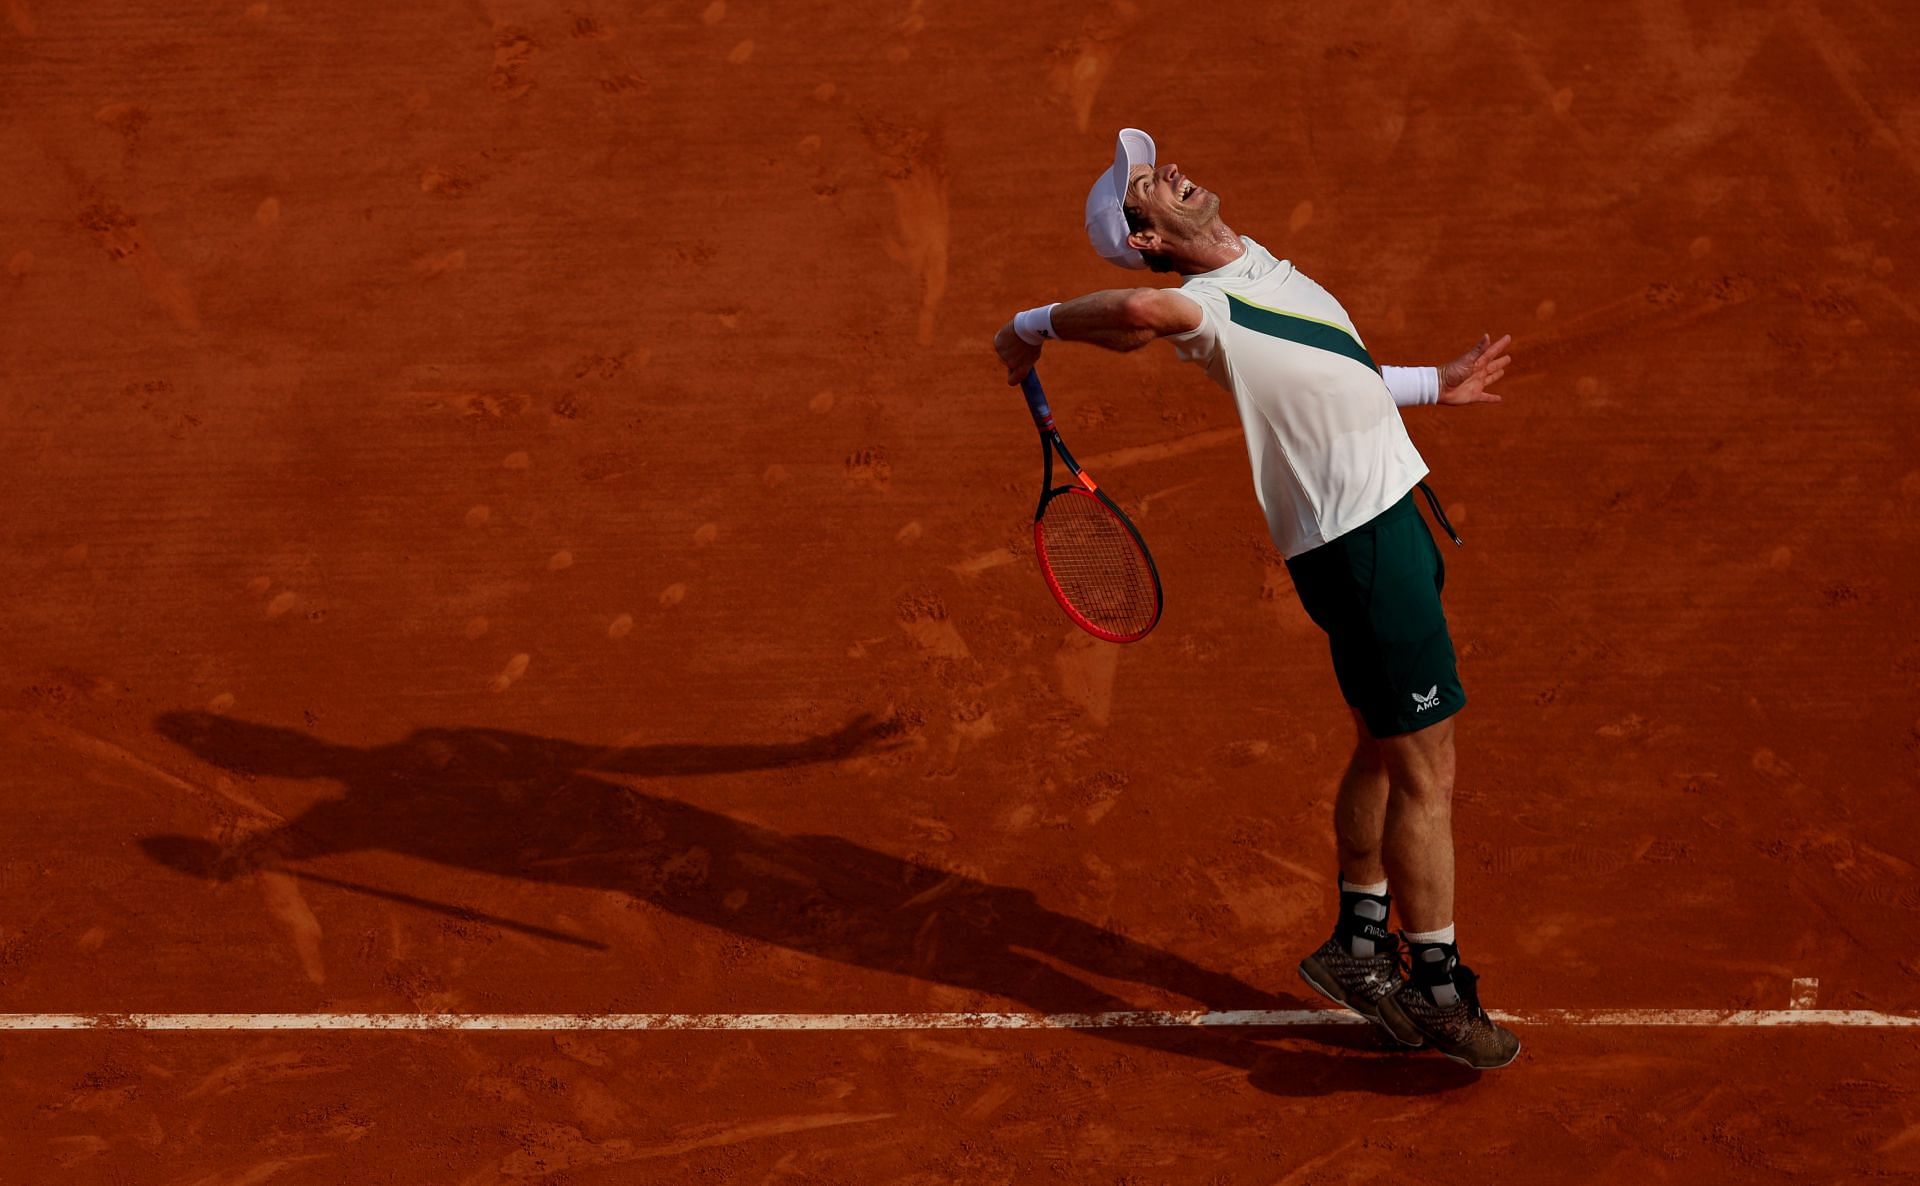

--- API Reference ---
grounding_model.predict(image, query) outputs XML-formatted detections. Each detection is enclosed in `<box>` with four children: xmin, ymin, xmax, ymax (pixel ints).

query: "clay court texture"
<box><xmin>3</xmin><ymin>0</ymin><xmax>1918</xmax><ymax>1182</ymax></box>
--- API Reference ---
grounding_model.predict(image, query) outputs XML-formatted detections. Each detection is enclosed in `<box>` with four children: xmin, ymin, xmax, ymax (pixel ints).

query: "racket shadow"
<box><xmin>141</xmin><ymin>710</ymin><xmax>1473</xmax><ymax>1097</ymax></box>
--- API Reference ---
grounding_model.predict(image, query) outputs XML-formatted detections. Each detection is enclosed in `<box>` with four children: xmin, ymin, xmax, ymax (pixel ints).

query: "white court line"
<box><xmin>0</xmin><ymin>1009</ymin><xmax>1915</xmax><ymax>1032</ymax></box>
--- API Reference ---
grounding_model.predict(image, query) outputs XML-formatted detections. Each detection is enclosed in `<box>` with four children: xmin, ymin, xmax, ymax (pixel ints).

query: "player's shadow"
<box><xmin>141</xmin><ymin>711</ymin><xmax>1477</xmax><ymax>1096</ymax></box>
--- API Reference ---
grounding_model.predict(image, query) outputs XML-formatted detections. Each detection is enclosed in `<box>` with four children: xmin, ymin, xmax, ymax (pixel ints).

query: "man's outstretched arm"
<box><xmin>993</xmin><ymin>288</ymin><xmax>1204</xmax><ymax>384</ymax></box>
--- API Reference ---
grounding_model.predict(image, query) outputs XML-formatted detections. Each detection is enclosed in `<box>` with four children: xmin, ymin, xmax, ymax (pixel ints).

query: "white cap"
<box><xmin>1085</xmin><ymin>128</ymin><xmax>1156</xmax><ymax>269</ymax></box>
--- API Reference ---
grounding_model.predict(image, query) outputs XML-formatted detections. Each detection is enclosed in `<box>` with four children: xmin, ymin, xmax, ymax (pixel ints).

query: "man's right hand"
<box><xmin>994</xmin><ymin>320</ymin><xmax>1042</xmax><ymax>385</ymax></box>
<box><xmin>1437</xmin><ymin>333</ymin><xmax>1512</xmax><ymax>405</ymax></box>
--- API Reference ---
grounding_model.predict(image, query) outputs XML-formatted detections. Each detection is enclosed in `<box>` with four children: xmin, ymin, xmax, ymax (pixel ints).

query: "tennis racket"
<box><xmin>1017</xmin><ymin>368</ymin><xmax>1163</xmax><ymax>643</ymax></box>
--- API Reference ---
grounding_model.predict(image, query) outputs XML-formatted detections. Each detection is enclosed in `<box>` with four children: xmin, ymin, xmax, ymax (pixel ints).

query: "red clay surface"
<box><xmin>4</xmin><ymin>1</ymin><xmax>1920</xmax><ymax>1182</ymax></box>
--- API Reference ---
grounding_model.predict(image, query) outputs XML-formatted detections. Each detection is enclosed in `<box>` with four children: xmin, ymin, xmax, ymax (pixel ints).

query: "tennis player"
<box><xmin>993</xmin><ymin>129</ymin><xmax>1518</xmax><ymax>1069</ymax></box>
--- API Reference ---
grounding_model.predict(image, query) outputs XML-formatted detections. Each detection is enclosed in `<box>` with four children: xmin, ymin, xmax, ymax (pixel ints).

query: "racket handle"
<box><xmin>1019</xmin><ymin>369</ymin><xmax>1054</xmax><ymax>429</ymax></box>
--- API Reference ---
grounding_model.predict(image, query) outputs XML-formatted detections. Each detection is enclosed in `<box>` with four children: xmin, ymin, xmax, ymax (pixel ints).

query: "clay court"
<box><xmin>4</xmin><ymin>0</ymin><xmax>1919</xmax><ymax>1181</ymax></box>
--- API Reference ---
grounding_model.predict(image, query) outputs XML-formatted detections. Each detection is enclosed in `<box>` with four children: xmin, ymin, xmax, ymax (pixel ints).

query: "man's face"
<box><xmin>1124</xmin><ymin>161</ymin><xmax>1221</xmax><ymax>246</ymax></box>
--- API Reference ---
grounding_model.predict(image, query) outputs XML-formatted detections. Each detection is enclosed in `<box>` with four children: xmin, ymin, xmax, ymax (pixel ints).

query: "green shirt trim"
<box><xmin>1225</xmin><ymin>292</ymin><xmax>1379</xmax><ymax>375</ymax></box>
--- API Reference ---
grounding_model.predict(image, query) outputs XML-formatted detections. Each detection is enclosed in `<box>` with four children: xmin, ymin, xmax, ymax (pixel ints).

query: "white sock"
<box><xmin>1403</xmin><ymin>923</ymin><xmax>1456</xmax><ymax>945</ymax></box>
<box><xmin>1339</xmin><ymin>878</ymin><xmax>1388</xmax><ymax>896</ymax></box>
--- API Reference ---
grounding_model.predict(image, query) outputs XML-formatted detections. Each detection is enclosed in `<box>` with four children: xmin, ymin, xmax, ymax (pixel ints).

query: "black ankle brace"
<box><xmin>1407</xmin><ymin>939</ymin><xmax>1460</xmax><ymax>989</ymax></box>
<box><xmin>1336</xmin><ymin>888</ymin><xmax>1392</xmax><ymax>955</ymax></box>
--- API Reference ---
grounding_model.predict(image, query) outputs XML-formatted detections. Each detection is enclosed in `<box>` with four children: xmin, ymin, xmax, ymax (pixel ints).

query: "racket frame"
<box><xmin>1019</xmin><ymin>370</ymin><xmax>1164</xmax><ymax>643</ymax></box>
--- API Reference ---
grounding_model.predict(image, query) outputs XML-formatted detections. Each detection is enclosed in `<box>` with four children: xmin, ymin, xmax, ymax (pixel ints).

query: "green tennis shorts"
<box><xmin>1284</xmin><ymin>489</ymin><xmax>1465</xmax><ymax>738</ymax></box>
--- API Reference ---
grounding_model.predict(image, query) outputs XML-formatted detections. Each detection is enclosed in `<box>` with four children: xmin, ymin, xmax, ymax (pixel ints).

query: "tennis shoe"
<box><xmin>1297</xmin><ymin>931</ymin><xmax>1422</xmax><ymax>1046</ymax></box>
<box><xmin>1375</xmin><ymin>963</ymin><xmax>1520</xmax><ymax>1069</ymax></box>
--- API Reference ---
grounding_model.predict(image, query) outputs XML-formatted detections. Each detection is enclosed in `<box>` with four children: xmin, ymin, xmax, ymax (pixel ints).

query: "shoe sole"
<box><xmin>1297</xmin><ymin>957</ymin><xmax>1424</xmax><ymax>1048</ymax></box>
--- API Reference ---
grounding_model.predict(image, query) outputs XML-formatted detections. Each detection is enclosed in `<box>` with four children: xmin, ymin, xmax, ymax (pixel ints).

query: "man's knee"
<box><xmin>1392</xmin><ymin>768</ymin><xmax>1455</xmax><ymax>807</ymax></box>
<box><xmin>1380</xmin><ymin>717</ymin><xmax>1455</xmax><ymax>804</ymax></box>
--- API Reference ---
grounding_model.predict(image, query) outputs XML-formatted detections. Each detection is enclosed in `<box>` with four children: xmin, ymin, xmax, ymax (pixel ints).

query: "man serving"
<box><xmin>993</xmin><ymin>129</ymin><xmax>1518</xmax><ymax>1069</ymax></box>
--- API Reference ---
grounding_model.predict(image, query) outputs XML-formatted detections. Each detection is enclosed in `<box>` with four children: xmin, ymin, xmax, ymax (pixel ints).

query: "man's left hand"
<box><xmin>1437</xmin><ymin>333</ymin><xmax>1511</xmax><ymax>405</ymax></box>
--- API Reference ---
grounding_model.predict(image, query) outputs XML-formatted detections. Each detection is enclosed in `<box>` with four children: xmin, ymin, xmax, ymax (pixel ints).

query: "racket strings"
<box><xmin>1037</xmin><ymin>490</ymin><xmax>1159</xmax><ymax>636</ymax></box>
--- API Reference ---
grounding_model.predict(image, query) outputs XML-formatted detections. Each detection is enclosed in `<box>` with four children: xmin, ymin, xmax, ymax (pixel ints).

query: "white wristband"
<box><xmin>1012</xmin><ymin>303</ymin><xmax>1060</xmax><ymax>346</ymax></box>
<box><xmin>1382</xmin><ymin>365</ymin><xmax>1439</xmax><ymax>407</ymax></box>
